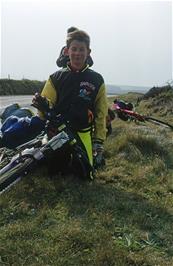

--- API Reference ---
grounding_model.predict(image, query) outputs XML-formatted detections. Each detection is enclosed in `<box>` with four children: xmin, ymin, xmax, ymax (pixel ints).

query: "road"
<box><xmin>0</xmin><ymin>94</ymin><xmax>115</xmax><ymax>110</ymax></box>
<box><xmin>0</xmin><ymin>95</ymin><xmax>33</xmax><ymax>111</ymax></box>
<box><xmin>0</xmin><ymin>93</ymin><xmax>114</xmax><ymax>122</ymax></box>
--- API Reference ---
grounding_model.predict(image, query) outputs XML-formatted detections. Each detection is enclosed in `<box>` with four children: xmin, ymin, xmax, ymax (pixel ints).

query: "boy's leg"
<box><xmin>71</xmin><ymin>130</ymin><xmax>93</xmax><ymax>179</ymax></box>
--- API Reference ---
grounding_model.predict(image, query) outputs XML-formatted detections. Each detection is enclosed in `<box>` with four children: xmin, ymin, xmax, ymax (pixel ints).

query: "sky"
<box><xmin>0</xmin><ymin>0</ymin><xmax>172</xmax><ymax>88</ymax></box>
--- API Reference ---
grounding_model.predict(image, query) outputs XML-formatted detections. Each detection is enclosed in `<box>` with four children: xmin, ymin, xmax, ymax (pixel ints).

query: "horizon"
<box><xmin>0</xmin><ymin>76</ymin><xmax>161</xmax><ymax>90</ymax></box>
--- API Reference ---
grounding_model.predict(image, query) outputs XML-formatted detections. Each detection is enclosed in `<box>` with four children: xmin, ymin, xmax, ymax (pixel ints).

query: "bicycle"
<box><xmin>0</xmin><ymin>109</ymin><xmax>93</xmax><ymax>195</ymax></box>
<box><xmin>112</xmin><ymin>103</ymin><xmax>173</xmax><ymax>130</ymax></box>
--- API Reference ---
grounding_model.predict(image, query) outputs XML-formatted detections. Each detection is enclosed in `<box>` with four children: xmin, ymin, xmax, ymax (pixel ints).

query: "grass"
<box><xmin>0</xmin><ymin>93</ymin><xmax>173</xmax><ymax>265</ymax></box>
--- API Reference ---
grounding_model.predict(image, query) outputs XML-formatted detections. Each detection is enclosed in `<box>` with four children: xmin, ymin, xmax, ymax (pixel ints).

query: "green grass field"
<box><xmin>0</xmin><ymin>92</ymin><xmax>173</xmax><ymax>265</ymax></box>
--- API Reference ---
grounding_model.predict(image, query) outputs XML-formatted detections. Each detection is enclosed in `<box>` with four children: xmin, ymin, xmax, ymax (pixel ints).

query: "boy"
<box><xmin>33</xmin><ymin>30</ymin><xmax>108</xmax><ymax>177</ymax></box>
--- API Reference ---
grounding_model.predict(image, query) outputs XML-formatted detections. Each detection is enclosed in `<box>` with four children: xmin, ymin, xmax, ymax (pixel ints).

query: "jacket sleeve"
<box><xmin>38</xmin><ymin>78</ymin><xmax>57</xmax><ymax>119</ymax></box>
<box><xmin>93</xmin><ymin>83</ymin><xmax>108</xmax><ymax>142</ymax></box>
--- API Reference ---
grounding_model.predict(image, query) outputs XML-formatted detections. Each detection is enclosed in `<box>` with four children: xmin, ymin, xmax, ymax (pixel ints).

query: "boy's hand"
<box><xmin>93</xmin><ymin>141</ymin><xmax>105</xmax><ymax>169</ymax></box>
<box><xmin>32</xmin><ymin>93</ymin><xmax>49</xmax><ymax>112</ymax></box>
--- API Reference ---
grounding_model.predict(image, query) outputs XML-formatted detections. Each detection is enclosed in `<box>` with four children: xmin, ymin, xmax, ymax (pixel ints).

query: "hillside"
<box><xmin>0</xmin><ymin>89</ymin><xmax>173</xmax><ymax>265</ymax></box>
<box><xmin>0</xmin><ymin>79</ymin><xmax>45</xmax><ymax>95</ymax></box>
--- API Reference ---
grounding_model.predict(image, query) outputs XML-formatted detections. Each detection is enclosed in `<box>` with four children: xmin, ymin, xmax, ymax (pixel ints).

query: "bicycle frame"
<box><xmin>0</xmin><ymin>114</ymin><xmax>76</xmax><ymax>194</ymax></box>
<box><xmin>0</xmin><ymin>134</ymin><xmax>69</xmax><ymax>194</ymax></box>
<box><xmin>112</xmin><ymin>103</ymin><xmax>173</xmax><ymax>129</ymax></box>
<box><xmin>112</xmin><ymin>104</ymin><xmax>145</xmax><ymax>122</ymax></box>
<box><xmin>0</xmin><ymin>109</ymin><xmax>93</xmax><ymax>194</ymax></box>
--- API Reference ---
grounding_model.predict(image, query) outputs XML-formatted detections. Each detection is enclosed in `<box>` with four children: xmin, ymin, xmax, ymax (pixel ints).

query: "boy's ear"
<box><xmin>88</xmin><ymin>48</ymin><xmax>91</xmax><ymax>56</ymax></box>
<box><xmin>63</xmin><ymin>47</ymin><xmax>68</xmax><ymax>55</ymax></box>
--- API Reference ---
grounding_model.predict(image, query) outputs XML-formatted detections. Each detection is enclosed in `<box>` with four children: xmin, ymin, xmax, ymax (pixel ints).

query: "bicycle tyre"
<box><xmin>0</xmin><ymin>156</ymin><xmax>34</xmax><ymax>194</ymax></box>
<box><xmin>145</xmin><ymin>116</ymin><xmax>173</xmax><ymax>130</ymax></box>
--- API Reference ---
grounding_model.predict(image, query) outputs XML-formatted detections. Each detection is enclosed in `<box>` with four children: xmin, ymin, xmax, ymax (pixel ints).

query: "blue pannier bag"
<box><xmin>1</xmin><ymin>116</ymin><xmax>45</xmax><ymax>149</ymax></box>
<box><xmin>1</xmin><ymin>103</ymin><xmax>33</xmax><ymax>123</ymax></box>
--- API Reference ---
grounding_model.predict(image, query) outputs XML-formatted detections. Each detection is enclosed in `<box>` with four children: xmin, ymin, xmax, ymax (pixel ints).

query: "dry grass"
<box><xmin>0</xmin><ymin>93</ymin><xmax>173</xmax><ymax>265</ymax></box>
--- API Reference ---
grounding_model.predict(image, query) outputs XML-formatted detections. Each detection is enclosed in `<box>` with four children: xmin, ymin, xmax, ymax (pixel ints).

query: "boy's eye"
<box><xmin>79</xmin><ymin>48</ymin><xmax>85</xmax><ymax>52</ymax></box>
<box><xmin>71</xmin><ymin>47</ymin><xmax>77</xmax><ymax>52</ymax></box>
<box><xmin>71</xmin><ymin>47</ymin><xmax>85</xmax><ymax>52</ymax></box>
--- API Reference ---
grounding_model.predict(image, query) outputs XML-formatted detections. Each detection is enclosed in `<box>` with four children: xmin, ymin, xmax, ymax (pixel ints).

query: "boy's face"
<box><xmin>66</xmin><ymin>40</ymin><xmax>91</xmax><ymax>70</ymax></box>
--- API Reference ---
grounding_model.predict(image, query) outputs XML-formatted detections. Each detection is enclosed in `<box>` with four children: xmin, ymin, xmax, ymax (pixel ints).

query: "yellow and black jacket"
<box><xmin>40</xmin><ymin>65</ymin><xmax>107</xmax><ymax>141</ymax></box>
<box><xmin>39</xmin><ymin>65</ymin><xmax>108</xmax><ymax>166</ymax></box>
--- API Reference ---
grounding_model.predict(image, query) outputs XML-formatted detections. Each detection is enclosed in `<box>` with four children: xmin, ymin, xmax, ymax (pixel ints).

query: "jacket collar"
<box><xmin>67</xmin><ymin>64</ymin><xmax>89</xmax><ymax>73</ymax></box>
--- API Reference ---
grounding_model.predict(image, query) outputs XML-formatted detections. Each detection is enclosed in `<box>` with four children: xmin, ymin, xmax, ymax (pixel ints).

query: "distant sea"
<box><xmin>106</xmin><ymin>84</ymin><xmax>149</xmax><ymax>95</ymax></box>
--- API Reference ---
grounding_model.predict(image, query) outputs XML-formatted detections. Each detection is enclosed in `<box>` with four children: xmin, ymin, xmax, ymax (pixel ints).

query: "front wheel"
<box><xmin>0</xmin><ymin>156</ymin><xmax>34</xmax><ymax>194</ymax></box>
<box><xmin>145</xmin><ymin>116</ymin><xmax>173</xmax><ymax>130</ymax></box>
